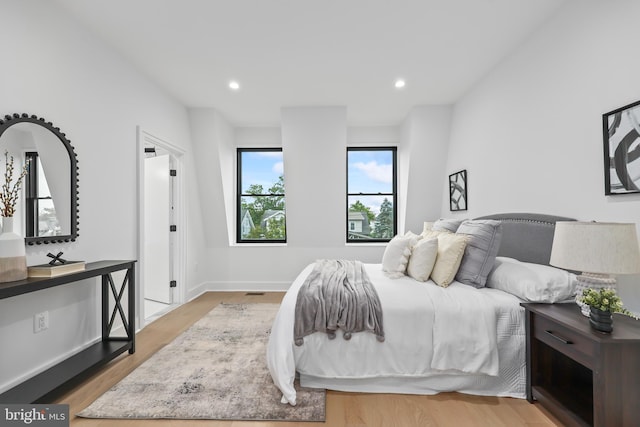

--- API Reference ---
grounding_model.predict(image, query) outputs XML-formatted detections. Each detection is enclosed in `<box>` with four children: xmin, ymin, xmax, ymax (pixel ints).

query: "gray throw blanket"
<box><xmin>294</xmin><ymin>259</ymin><xmax>385</xmax><ymax>346</ymax></box>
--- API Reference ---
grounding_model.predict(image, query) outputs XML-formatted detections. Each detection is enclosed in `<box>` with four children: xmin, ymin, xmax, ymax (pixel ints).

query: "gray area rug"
<box><xmin>77</xmin><ymin>303</ymin><xmax>325</xmax><ymax>421</ymax></box>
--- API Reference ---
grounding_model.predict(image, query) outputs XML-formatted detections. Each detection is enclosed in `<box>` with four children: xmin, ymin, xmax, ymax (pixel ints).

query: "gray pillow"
<box><xmin>455</xmin><ymin>219</ymin><xmax>503</xmax><ymax>288</ymax></box>
<box><xmin>432</xmin><ymin>218</ymin><xmax>464</xmax><ymax>233</ymax></box>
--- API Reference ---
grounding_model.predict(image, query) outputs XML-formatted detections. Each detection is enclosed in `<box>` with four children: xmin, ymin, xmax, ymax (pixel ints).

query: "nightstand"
<box><xmin>522</xmin><ymin>303</ymin><xmax>640</xmax><ymax>427</ymax></box>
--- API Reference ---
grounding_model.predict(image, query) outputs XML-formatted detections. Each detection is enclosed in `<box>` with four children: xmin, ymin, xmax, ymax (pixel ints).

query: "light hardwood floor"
<box><xmin>58</xmin><ymin>292</ymin><xmax>562</xmax><ymax>427</ymax></box>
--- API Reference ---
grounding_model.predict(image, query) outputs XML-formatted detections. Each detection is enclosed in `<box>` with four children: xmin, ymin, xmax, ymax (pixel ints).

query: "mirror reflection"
<box><xmin>0</xmin><ymin>114</ymin><xmax>78</xmax><ymax>245</ymax></box>
<box><xmin>25</xmin><ymin>150</ymin><xmax>68</xmax><ymax>236</ymax></box>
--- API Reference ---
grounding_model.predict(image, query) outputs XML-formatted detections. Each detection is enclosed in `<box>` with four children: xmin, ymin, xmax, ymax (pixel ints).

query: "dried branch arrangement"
<box><xmin>0</xmin><ymin>151</ymin><xmax>28</xmax><ymax>217</ymax></box>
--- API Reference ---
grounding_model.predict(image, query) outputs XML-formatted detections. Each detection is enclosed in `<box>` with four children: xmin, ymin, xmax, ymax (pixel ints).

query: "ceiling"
<box><xmin>54</xmin><ymin>0</ymin><xmax>566</xmax><ymax>127</ymax></box>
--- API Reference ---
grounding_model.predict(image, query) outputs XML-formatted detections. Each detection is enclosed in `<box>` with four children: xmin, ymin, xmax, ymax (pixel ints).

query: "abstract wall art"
<box><xmin>603</xmin><ymin>100</ymin><xmax>640</xmax><ymax>195</ymax></box>
<box><xmin>449</xmin><ymin>169</ymin><xmax>467</xmax><ymax>211</ymax></box>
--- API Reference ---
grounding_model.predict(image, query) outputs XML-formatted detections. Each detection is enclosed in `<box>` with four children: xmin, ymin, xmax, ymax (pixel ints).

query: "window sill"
<box><xmin>231</xmin><ymin>242</ymin><xmax>288</xmax><ymax>247</ymax></box>
<box><xmin>345</xmin><ymin>242</ymin><xmax>388</xmax><ymax>247</ymax></box>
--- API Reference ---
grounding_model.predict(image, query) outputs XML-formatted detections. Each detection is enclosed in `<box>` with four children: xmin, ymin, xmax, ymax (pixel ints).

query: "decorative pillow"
<box><xmin>486</xmin><ymin>257</ymin><xmax>577</xmax><ymax>303</ymax></box>
<box><xmin>421</xmin><ymin>229</ymin><xmax>451</xmax><ymax>240</ymax></box>
<box><xmin>382</xmin><ymin>234</ymin><xmax>417</xmax><ymax>278</ymax></box>
<box><xmin>430</xmin><ymin>233</ymin><xmax>469</xmax><ymax>287</ymax></box>
<box><xmin>432</xmin><ymin>218</ymin><xmax>464</xmax><ymax>233</ymax></box>
<box><xmin>407</xmin><ymin>237</ymin><xmax>438</xmax><ymax>282</ymax></box>
<box><xmin>455</xmin><ymin>219</ymin><xmax>503</xmax><ymax>288</ymax></box>
<box><xmin>404</xmin><ymin>230</ymin><xmax>423</xmax><ymax>246</ymax></box>
<box><xmin>423</xmin><ymin>222</ymin><xmax>435</xmax><ymax>233</ymax></box>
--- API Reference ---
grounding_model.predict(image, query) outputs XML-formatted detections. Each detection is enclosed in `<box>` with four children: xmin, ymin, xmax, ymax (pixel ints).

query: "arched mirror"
<box><xmin>0</xmin><ymin>113</ymin><xmax>79</xmax><ymax>245</ymax></box>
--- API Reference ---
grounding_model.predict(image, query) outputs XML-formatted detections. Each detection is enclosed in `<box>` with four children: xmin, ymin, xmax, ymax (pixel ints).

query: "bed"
<box><xmin>267</xmin><ymin>213</ymin><xmax>576</xmax><ymax>406</ymax></box>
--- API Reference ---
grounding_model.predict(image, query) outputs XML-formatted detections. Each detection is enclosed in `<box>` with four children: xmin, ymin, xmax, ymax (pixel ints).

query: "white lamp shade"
<box><xmin>550</xmin><ymin>221</ymin><xmax>640</xmax><ymax>275</ymax></box>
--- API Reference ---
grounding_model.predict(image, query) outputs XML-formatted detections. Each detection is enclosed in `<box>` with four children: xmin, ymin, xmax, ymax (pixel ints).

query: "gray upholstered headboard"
<box><xmin>474</xmin><ymin>213</ymin><xmax>576</xmax><ymax>266</ymax></box>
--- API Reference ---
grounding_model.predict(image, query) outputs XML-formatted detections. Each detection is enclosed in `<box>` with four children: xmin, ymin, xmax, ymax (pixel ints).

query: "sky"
<box><xmin>240</xmin><ymin>149</ymin><xmax>394</xmax><ymax>214</ymax></box>
<box><xmin>348</xmin><ymin>150</ymin><xmax>394</xmax><ymax>214</ymax></box>
<box><xmin>240</xmin><ymin>151</ymin><xmax>283</xmax><ymax>194</ymax></box>
<box><xmin>347</xmin><ymin>150</ymin><xmax>393</xmax><ymax>194</ymax></box>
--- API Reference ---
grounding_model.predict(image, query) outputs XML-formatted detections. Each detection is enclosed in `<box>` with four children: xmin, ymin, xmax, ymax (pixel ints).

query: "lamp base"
<box><xmin>575</xmin><ymin>273</ymin><xmax>617</xmax><ymax>317</ymax></box>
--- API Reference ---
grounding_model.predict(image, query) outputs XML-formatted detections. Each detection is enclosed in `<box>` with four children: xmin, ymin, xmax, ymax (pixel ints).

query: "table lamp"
<box><xmin>550</xmin><ymin>221</ymin><xmax>640</xmax><ymax>316</ymax></box>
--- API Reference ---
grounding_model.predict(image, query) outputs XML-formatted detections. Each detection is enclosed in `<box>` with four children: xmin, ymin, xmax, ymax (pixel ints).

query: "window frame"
<box><xmin>236</xmin><ymin>147</ymin><xmax>287</xmax><ymax>244</ymax></box>
<box><xmin>346</xmin><ymin>146</ymin><xmax>397</xmax><ymax>243</ymax></box>
<box><xmin>24</xmin><ymin>151</ymin><xmax>58</xmax><ymax>238</ymax></box>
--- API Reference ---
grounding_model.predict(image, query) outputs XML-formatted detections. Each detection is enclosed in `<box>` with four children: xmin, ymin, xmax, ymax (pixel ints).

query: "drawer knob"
<box><xmin>545</xmin><ymin>330</ymin><xmax>572</xmax><ymax>345</ymax></box>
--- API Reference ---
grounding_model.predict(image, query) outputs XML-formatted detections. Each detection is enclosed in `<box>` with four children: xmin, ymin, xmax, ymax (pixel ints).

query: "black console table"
<box><xmin>0</xmin><ymin>260</ymin><xmax>136</xmax><ymax>403</ymax></box>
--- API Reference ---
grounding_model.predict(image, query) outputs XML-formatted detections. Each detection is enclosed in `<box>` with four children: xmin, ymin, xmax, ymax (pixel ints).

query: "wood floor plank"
<box><xmin>55</xmin><ymin>291</ymin><xmax>560</xmax><ymax>427</ymax></box>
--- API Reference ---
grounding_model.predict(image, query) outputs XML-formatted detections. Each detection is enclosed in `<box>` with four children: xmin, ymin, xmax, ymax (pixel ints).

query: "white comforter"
<box><xmin>267</xmin><ymin>263</ymin><xmax>524</xmax><ymax>406</ymax></box>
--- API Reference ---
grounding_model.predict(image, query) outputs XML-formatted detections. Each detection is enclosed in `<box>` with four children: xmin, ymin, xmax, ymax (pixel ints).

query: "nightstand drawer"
<box><xmin>533</xmin><ymin>314</ymin><xmax>595</xmax><ymax>367</ymax></box>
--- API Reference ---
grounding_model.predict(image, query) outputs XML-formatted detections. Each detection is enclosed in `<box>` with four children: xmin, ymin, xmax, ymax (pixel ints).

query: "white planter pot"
<box><xmin>0</xmin><ymin>216</ymin><xmax>27</xmax><ymax>282</ymax></box>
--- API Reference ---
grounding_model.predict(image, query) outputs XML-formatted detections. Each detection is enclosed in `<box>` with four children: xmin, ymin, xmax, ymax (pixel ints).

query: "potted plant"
<box><xmin>0</xmin><ymin>150</ymin><xmax>28</xmax><ymax>282</ymax></box>
<box><xmin>579</xmin><ymin>288</ymin><xmax>633</xmax><ymax>333</ymax></box>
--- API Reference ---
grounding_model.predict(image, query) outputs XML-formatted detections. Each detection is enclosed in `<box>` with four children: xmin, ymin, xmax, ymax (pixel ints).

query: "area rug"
<box><xmin>77</xmin><ymin>303</ymin><xmax>325</xmax><ymax>421</ymax></box>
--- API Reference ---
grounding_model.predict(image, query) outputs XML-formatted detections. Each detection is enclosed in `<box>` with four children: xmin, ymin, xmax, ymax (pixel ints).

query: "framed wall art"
<box><xmin>449</xmin><ymin>169</ymin><xmax>467</xmax><ymax>211</ymax></box>
<box><xmin>603</xmin><ymin>99</ymin><xmax>640</xmax><ymax>195</ymax></box>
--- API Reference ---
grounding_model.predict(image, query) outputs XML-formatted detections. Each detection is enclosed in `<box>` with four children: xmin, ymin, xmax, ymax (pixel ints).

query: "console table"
<box><xmin>0</xmin><ymin>260</ymin><xmax>136</xmax><ymax>403</ymax></box>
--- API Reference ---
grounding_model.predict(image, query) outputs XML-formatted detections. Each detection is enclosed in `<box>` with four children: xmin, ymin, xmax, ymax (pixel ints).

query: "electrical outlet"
<box><xmin>34</xmin><ymin>311</ymin><xmax>49</xmax><ymax>333</ymax></box>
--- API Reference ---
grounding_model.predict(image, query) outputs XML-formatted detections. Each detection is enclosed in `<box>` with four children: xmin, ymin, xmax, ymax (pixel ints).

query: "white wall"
<box><xmin>189</xmin><ymin>108</ymin><xmax>386</xmax><ymax>293</ymax></box>
<box><xmin>282</xmin><ymin>107</ymin><xmax>348</xmax><ymax>247</ymax></box>
<box><xmin>0</xmin><ymin>0</ymin><xmax>205</xmax><ymax>393</ymax></box>
<box><xmin>444</xmin><ymin>1</ymin><xmax>640</xmax><ymax>312</ymax></box>
<box><xmin>188</xmin><ymin>106</ymin><xmax>450</xmax><ymax>293</ymax></box>
<box><xmin>400</xmin><ymin>106</ymin><xmax>452</xmax><ymax>234</ymax></box>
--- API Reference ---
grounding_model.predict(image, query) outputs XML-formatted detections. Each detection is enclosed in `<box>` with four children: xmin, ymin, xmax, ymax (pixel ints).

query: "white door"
<box><xmin>144</xmin><ymin>154</ymin><xmax>171</xmax><ymax>304</ymax></box>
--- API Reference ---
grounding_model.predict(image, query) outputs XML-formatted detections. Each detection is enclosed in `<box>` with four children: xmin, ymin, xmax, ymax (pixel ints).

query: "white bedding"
<box><xmin>267</xmin><ymin>263</ymin><xmax>526</xmax><ymax>406</ymax></box>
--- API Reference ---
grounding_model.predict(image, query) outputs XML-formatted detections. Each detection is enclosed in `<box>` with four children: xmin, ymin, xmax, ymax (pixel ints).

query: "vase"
<box><xmin>589</xmin><ymin>307</ymin><xmax>613</xmax><ymax>333</ymax></box>
<box><xmin>0</xmin><ymin>216</ymin><xmax>27</xmax><ymax>282</ymax></box>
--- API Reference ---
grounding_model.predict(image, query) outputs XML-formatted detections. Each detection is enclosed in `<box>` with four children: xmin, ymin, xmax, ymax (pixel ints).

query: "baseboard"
<box><xmin>197</xmin><ymin>281</ymin><xmax>291</xmax><ymax>293</ymax></box>
<box><xmin>186</xmin><ymin>281</ymin><xmax>210</xmax><ymax>302</ymax></box>
<box><xmin>0</xmin><ymin>337</ymin><xmax>101</xmax><ymax>395</ymax></box>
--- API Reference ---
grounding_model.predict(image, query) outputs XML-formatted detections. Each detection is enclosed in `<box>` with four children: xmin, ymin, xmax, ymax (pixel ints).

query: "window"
<box><xmin>25</xmin><ymin>152</ymin><xmax>62</xmax><ymax>237</ymax></box>
<box><xmin>347</xmin><ymin>147</ymin><xmax>397</xmax><ymax>242</ymax></box>
<box><xmin>237</xmin><ymin>148</ymin><xmax>286</xmax><ymax>243</ymax></box>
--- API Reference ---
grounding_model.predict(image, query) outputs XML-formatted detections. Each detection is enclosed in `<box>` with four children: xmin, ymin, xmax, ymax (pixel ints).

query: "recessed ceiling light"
<box><xmin>229</xmin><ymin>80</ymin><xmax>240</xmax><ymax>90</ymax></box>
<box><xmin>394</xmin><ymin>79</ymin><xmax>406</xmax><ymax>89</ymax></box>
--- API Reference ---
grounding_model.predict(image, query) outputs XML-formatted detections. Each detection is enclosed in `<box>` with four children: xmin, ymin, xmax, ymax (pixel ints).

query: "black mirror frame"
<box><xmin>0</xmin><ymin>113</ymin><xmax>79</xmax><ymax>245</ymax></box>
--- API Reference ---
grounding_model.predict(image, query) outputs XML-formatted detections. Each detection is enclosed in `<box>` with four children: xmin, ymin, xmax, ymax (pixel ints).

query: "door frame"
<box><xmin>136</xmin><ymin>127</ymin><xmax>186</xmax><ymax>328</ymax></box>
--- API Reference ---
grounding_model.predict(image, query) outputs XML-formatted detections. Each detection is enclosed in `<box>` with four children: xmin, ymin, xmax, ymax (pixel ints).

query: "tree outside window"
<box><xmin>237</xmin><ymin>149</ymin><xmax>286</xmax><ymax>243</ymax></box>
<box><xmin>347</xmin><ymin>147</ymin><xmax>397</xmax><ymax>242</ymax></box>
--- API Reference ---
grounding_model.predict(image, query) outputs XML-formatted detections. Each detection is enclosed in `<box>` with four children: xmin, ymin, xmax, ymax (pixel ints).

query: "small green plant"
<box><xmin>580</xmin><ymin>288</ymin><xmax>634</xmax><ymax>316</ymax></box>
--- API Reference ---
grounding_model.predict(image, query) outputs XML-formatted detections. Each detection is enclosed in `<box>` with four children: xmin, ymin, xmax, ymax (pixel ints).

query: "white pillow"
<box><xmin>407</xmin><ymin>237</ymin><xmax>438</xmax><ymax>282</ymax></box>
<box><xmin>404</xmin><ymin>230</ymin><xmax>423</xmax><ymax>245</ymax></box>
<box><xmin>486</xmin><ymin>257</ymin><xmax>576</xmax><ymax>303</ymax></box>
<box><xmin>382</xmin><ymin>234</ymin><xmax>417</xmax><ymax>278</ymax></box>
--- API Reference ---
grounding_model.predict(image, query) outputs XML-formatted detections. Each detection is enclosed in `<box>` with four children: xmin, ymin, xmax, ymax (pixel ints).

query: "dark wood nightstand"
<box><xmin>521</xmin><ymin>303</ymin><xmax>640</xmax><ymax>427</ymax></box>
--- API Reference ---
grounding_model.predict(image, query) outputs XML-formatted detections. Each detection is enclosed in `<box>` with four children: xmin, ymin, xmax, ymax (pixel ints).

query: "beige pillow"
<box><xmin>423</xmin><ymin>222</ymin><xmax>435</xmax><ymax>233</ymax></box>
<box><xmin>421</xmin><ymin>229</ymin><xmax>450</xmax><ymax>240</ymax></box>
<box><xmin>430</xmin><ymin>233</ymin><xmax>469</xmax><ymax>287</ymax></box>
<box><xmin>407</xmin><ymin>237</ymin><xmax>438</xmax><ymax>282</ymax></box>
